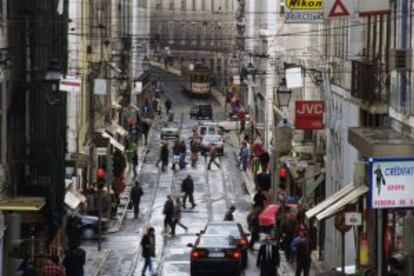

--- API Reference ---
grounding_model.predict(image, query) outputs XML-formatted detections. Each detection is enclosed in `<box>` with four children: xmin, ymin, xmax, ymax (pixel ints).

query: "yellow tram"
<box><xmin>181</xmin><ymin>63</ymin><xmax>211</xmax><ymax>96</ymax></box>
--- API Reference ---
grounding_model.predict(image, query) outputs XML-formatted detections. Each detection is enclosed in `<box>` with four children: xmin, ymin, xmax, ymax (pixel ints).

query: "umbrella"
<box><xmin>259</xmin><ymin>204</ymin><xmax>279</xmax><ymax>226</ymax></box>
<box><xmin>259</xmin><ymin>204</ymin><xmax>299</xmax><ymax>227</ymax></box>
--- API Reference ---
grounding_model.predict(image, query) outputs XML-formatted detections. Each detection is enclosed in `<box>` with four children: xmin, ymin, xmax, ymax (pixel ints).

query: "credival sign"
<box><xmin>369</xmin><ymin>157</ymin><xmax>414</xmax><ymax>209</ymax></box>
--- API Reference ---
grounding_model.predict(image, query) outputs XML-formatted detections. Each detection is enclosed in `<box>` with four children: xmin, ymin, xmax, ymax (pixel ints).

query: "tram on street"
<box><xmin>181</xmin><ymin>63</ymin><xmax>211</xmax><ymax>97</ymax></box>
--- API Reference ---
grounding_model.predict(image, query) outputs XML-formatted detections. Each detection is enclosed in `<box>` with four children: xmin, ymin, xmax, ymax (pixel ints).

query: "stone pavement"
<box><xmin>83</xmin><ymin>248</ymin><xmax>110</xmax><ymax>276</ymax></box>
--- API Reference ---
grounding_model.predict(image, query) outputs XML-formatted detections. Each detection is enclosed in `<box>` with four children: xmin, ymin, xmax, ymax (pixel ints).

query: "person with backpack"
<box><xmin>291</xmin><ymin>230</ymin><xmax>312</xmax><ymax>276</ymax></box>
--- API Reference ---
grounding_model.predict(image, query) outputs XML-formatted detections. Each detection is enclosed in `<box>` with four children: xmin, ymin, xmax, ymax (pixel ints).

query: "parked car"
<box><xmin>202</xmin><ymin>222</ymin><xmax>249</xmax><ymax>268</ymax></box>
<box><xmin>80</xmin><ymin>215</ymin><xmax>109</xmax><ymax>240</ymax></box>
<box><xmin>188</xmin><ymin>235</ymin><xmax>242</xmax><ymax>276</ymax></box>
<box><xmin>201</xmin><ymin>134</ymin><xmax>224</xmax><ymax>156</ymax></box>
<box><xmin>161</xmin><ymin>121</ymin><xmax>180</xmax><ymax>140</ymax></box>
<box><xmin>190</xmin><ymin>104</ymin><xmax>213</xmax><ymax>120</ymax></box>
<box><xmin>217</xmin><ymin>114</ymin><xmax>251</xmax><ymax>132</ymax></box>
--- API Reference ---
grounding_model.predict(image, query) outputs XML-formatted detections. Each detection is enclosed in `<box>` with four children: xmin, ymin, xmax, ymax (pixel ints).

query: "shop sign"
<box><xmin>295</xmin><ymin>101</ymin><xmax>325</xmax><ymax>129</ymax></box>
<box><xmin>369</xmin><ymin>157</ymin><xmax>414</xmax><ymax>209</ymax></box>
<box><xmin>96</xmin><ymin>147</ymin><xmax>107</xmax><ymax>156</ymax></box>
<box><xmin>284</xmin><ymin>0</ymin><xmax>323</xmax><ymax>24</ymax></box>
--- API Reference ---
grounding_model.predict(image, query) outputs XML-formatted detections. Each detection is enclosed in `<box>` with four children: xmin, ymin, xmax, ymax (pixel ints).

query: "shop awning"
<box><xmin>301</xmin><ymin>173</ymin><xmax>325</xmax><ymax>202</ymax></box>
<box><xmin>0</xmin><ymin>197</ymin><xmax>45</xmax><ymax>211</ymax></box>
<box><xmin>305</xmin><ymin>183</ymin><xmax>355</xmax><ymax>219</ymax></box>
<box><xmin>106</xmin><ymin>123</ymin><xmax>129</xmax><ymax>137</ymax></box>
<box><xmin>99</xmin><ymin>130</ymin><xmax>125</xmax><ymax>152</ymax></box>
<box><xmin>306</xmin><ymin>184</ymin><xmax>368</xmax><ymax>221</ymax></box>
<box><xmin>316</xmin><ymin>185</ymin><xmax>368</xmax><ymax>220</ymax></box>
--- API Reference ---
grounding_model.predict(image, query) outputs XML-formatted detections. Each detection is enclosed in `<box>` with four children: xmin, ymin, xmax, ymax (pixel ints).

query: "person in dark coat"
<box><xmin>259</xmin><ymin>151</ymin><xmax>270</xmax><ymax>172</ymax></box>
<box><xmin>163</xmin><ymin>195</ymin><xmax>175</xmax><ymax>234</ymax></box>
<box><xmin>224</xmin><ymin>206</ymin><xmax>236</xmax><ymax>221</ymax></box>
<box><xmin>164</xmin><ymin>98</ymin><xmax>172</xmax><ymax>114</ymax></box>
<box><xmin>256</xmin><ymin>171</ymin><xmax>271</xmax><ymax>192</ymax></box>
<box><xmin>253</xmin><ymin>190</ymin><xmax>267</xmax><ymax>208</ymax></box>
<box><xmin>130</xmin><ymin>181</ymin><xmax>144</xmax><ymax>219</ymax></box>
<box><xmin>181</xmin><ymin>175</ymin><xmax>196</xmax><ymax>209</ymax></box>
<box><xmin>247</xmin><ymin>204</ymin><xmax>262</xmax><ymax>250</ymax></box>
<box><xmin>63</xmin><ymin>243</ymin><xmax>86</xmax><ymax>276</ymax></box>
<box><xmin>160</xmin><ymin>141</ymin><xmax>169</xmax><ymax>172</ymax></box>
<box><xmin>207</xmin><ymin>145</ymin><xmax>221</xmax><ymax>170</ymax></box>
<box><xmin>257</xmin><ymin>237</ymin><xmax>280</xmax><ymax>276</ymax></box>
<box><xmin>292</xmin><ymin>230</ymin><xmax>312</xmax><ymax>276</ymax></box>
<box><xmin>171</xmin><ymin>139</ymin><xmax>181</xmax><ymax>170</ymax></box>
<box><xmin>66</xmin><ymin>215</ymin><xmax>82</xmax><ymax>250</ymax></box>
<box><xmin>141</xmin><ymin>120</ymin><xmax>150</xmax><ymax>145</ymax></box>
<box><xmin>141</xmin><ymin>227</ymin><xmax>156</xmax><ymax>275</ymax></box>
<box><xmin>171</xmin><ymin>197</ymin><xmax>188</xmax><ymax>236</ymax></box>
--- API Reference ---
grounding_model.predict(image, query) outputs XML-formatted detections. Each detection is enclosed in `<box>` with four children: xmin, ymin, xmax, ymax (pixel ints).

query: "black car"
<box><xmin>202</xmin><ymin>222</ymin><xmax>249</xmax><ymax>268</ymax></box>
<box><xmin>190</xmin><ymin>104</ymin><xmax>213</xmax><ymax>120</ymax></box>
<box><xmin>188</xmin><ymin>235</ymin><xmax>242</xmax><ymax>276</ymax></box>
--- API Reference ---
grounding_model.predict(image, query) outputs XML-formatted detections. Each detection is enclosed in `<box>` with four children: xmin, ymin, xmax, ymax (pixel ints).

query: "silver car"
<box><xmin>161</xmin><ymin>121</ymin><xmax>180</xmax><ymax>140</ymax></box>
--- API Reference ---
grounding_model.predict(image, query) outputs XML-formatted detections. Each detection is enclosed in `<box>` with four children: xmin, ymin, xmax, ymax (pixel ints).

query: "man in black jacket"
<box><xmin>130</xmin><ymin>181</ymin><xmax>144</xmax><ymax>219</ymax></box>
<box><xmin>181</xmin><ymin>175</ymin><xmax>196</xmax><ymax>209</ymax></box>
<box><xmin>141</xmin><ymin>227</ymin><xmax>156</xmax><ymax>276</ymax></box>
<box><xmin>163</xmin><ymin>196</ymin><xmax>175</xmax><ymax>234</ymax></box>
<box><xmin>63</xmin><ymin>243</ymin><xmax>86</xmax><ymax>276</ymax></box>
<box><xmin>256</xmin><ymin>171</ymin><xmax>271</xmax><ymax>192</ymax></box>
<box><xmin>159</xmin><ymin>142</ymin><xmax>169</xmax><ymax>172</ymax></box>
<box><xmin>142</xmin><ymin>120</ymin><xmax>150</xmax><ymax>145</ymax></box>
<box><xmin>256</xmin><ymin>237</ymin><xmax>280</xmax><ymax>276</ymax></box>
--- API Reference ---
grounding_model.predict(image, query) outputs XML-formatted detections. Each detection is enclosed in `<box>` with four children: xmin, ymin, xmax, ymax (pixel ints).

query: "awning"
<box><xmin>106</xmin><ymin>123</ymin><xmax>129</xmax><ymax>137</ymax></box>
<box><xmin>300</xmin><ymin>173</ymin><xmax>325</xmax><ymax>202</ymax></box>
<box><xmin>98</xmin><ymin>129</ymin><xmax>125</xmax><ymax>152</ymax></box>
<box><xmin>316</xmin><ymin>185</ymin><xmax>368</xmax><ymax>220</ymax></box>
<box><xmin>0</xmin><ymin>197</ymin><xmax>46</xmax><ymax>211</ymax></box>
<box><xmin>305</xmin><ymin>184</ymin><xmax>368</xmax><ymax>220</ymax></box>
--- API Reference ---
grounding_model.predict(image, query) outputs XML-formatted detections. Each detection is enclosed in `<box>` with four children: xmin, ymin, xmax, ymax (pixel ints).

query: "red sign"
<box><xmin>295</xmin><ymin>101</ymin><xmax>325</xmax><ymax>129</ymax></box>
<box><xmin>328</xmin><ymin>0</ymin><xmax>350</xmax><ymax>17</ymax></box>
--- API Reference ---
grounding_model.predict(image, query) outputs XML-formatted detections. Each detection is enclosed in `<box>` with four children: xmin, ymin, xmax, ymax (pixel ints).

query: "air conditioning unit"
<box><xmin>390</xmin><ymin>49</ymin><xmax>412</xmax><ymax>71</ymax></box>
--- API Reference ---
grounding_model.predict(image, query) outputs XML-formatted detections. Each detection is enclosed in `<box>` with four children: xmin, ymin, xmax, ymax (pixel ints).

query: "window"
<box><xmin>192</xmin><ymin>0</ymin><xmax>196</xmax><ymax>11</ymax></box>
<box><xmin>181</xmin><ymin>23</ymin><xmax>186</xmax><ymax>45</ymax></box>
<box><xmin>156</xmin><ymin>1</ymin><xmax>162</xmax><ymax>10</ymax></box>
<box><xmin>211</xmin><ymin>0</ymin><xmax>214</xmax><ymax>11</ymax></box>
<box><xmin>169</xmin><ymin>1</ymin><xmax>174</xmax><ymax>10</ymax></box>
<box><xmin>181</xmin><ymin>0</ymin><xmax>186</xmax><ymax>11</ymax></box>
<box><xmin>201</xmin><ymin>23</ymin><xmax>207</xmax><ymax>46</ymax></box>
<box><xmin>225</xmin><ymin>0</ymin><xmax>229</xmax><ymax>11</ymax></box>
<box><xmin>192</xmin><ymin>23</ymin><xmax>197</xmax><ymax>45</ymax></box>
<box><xmin>201</xmin><ymin>0</ymin><xmax>206</xmax><ymax>11</ymax></box>
<box><xmin>168</xmin><ymin>21</ymin><xmax>174</xmax><ymax>44</ymax></box>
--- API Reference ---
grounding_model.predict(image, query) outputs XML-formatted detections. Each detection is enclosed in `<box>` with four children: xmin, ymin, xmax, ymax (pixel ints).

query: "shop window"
<box><xmin>304</xmin><ymin>130</ymin><xmax>313</xmax><ymax>141</ymax></box>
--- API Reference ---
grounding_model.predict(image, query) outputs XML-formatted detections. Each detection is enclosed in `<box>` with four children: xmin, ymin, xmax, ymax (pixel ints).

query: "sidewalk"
<box><xmin>83</xmin><ymin>248</ymin><xmax>110</xmax><ymax>276</ymax></box>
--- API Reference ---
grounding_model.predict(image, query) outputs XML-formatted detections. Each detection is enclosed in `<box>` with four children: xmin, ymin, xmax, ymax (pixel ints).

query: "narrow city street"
<box><xmin>88</xmin><ymin>68</ymin><xmax>263</xmax><ymax>276</ymax></box>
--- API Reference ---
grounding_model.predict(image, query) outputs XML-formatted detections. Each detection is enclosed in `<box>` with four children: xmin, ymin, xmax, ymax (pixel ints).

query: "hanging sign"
<box><xmin>369</xmin><ymin>157</ymin><xmax>414</xmax><ymax>209</ymax></box>
<box><xmin>295</xmin><ymin>101</ymin><xmax>325</xmax><ymax>130</ymax></box>
<box><xmin>324</xmin><ymin>0</ymin><xmax>353</xmax><ymax>19</ymax></box>
<box><xmin>284</xmin><ymin>0</ymin><xmax>323</xmax><ymax>24</ymax></box>
<box><xmin>60</xmin><ymin>77</ymin><xmax>81</xmax><ymax>93</ymax></box>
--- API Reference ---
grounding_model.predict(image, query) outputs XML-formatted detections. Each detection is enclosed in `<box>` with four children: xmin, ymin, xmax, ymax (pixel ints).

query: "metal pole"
<box><xmin>377</xmin><ymin>209</ymin><xmax>383</xmax><ymax>275</ymax></box>
<box><xmin>98</xmin><ymin>187</ymin><xmax>102</xmax><ymax>251</ymax></box>
<box><xmin>89</xmin><ymin>74</ymin><xmax>95</xmax><ymax>189</ymax></box>
<box><xmin>341</xmin><ymin>231</ymin><xmax>345</xmax><ymax>273</ymax></box>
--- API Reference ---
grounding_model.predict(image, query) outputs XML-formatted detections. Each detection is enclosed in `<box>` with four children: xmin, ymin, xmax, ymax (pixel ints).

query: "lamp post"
<box><xmin>272</xmin><ymin>80</ymin><xmax>293</xmax><ymax>203</ymax></box>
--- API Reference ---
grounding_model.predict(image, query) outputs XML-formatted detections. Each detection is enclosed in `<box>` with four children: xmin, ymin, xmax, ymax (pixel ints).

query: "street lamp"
<box><xmin>274</xmin><ymin>79</ymin><xmax>292</xmax><ymax>108</ymax></box>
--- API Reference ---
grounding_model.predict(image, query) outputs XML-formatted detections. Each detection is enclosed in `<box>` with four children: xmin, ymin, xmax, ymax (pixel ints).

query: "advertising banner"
<box><xmin>369</xmin><ymin>157</ymin><xmax>414</xmax><ymax>209</ymax></box>
<box><xmin>295</xmin><ymin>101</ymin><xmax>325</xmax><ymax>129</ymax></box>
<box><xmin>284</xmin><ymin>0</ymin><xmax>323</xmax><ymax>23</ymax></box>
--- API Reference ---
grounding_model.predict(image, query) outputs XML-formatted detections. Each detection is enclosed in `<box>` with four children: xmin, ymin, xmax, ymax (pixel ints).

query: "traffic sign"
<box><xmin>328</xmin><ymin>0</ymin><xmax>349</xmax><ymax>17</ymax></box>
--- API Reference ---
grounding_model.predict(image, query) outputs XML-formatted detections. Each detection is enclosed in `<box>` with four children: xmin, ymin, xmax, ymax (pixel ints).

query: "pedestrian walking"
<box><xmin>132</xmin><ymin>151</ymin><xmax>139</xmax><ymax>178</ymax></box>
<box><xmin>130</xmin><ymin>181</ymin><xmax>144</xmax><ymax>219</ymax></box>
<box><xmin>160</xmin><ymin>141</ymin><xmax>169</xmax><ymax>172</ymax></box>
<box><xmin>164</xmin><ymin>98</ymin><xmax>172</xmax><ymax>114</ymax></box>
<box><xmin>259</xmin><ymin>150</ymin><xmax>270</xmax><ymax>172</ymax></box>
<box><xmin>207</xmin><ymin>144</ymin><xmax>220</xmax><ymax>170</ymax></box>
<box><xmin>142</xmin><ymin>120</ymin><xmax>150</xmax><ymax>146</ymax></box>
<box><xmin>224</xmin><ymin>206</ymin><xmax>236</xmax><ymax>221</ymax></box>
<box><xmin>63</xmin><ymin>243</ymin><xmax>86</xmax><ymax>276</ymax></box>
<box><xmin>39</xmin><ymin>256</ymin><xmax>66</xmax><ymax>276</ymax></box>
<box><xmin>239</xmin><ymin>142</ymin><xmax>249</xmax><ymax>171</ymax></box>
<box><xmin>256</xmin><ymin>237</ymin><xmax>280</xmax><ymax>276</ymax></box>
<box><xmin>256</xmin><ymin>171</ymin><xmax>271</xmax><ymax>192</ymax></box>
<box><xmin>280</xmin><ymin>211</ymin><xmax>296</xmax><ymax>263</ymax></box>
<box><xmin>247</xmin><ymin>204</ymin><xmax>262</xmax><ymax>251</ymax></box>
<box><xmin>253</xmin><ymin>190</ymin><xmax>267</xmax><ymax>208</ymax></box>
<box><xmin>292</xmin><ymin>230</ymin><xmax>312</xmax><ymax>276</ymax></box>
<box><xmin>181</xmin><ymin>175</ymin><xmax>196</xmax><ymax>209</ymax></box>
<box><xmin>238</xmin><ymin>111</ymin><xmax>247</xmax><ymax>134</ymax></box>
<box><xmin>171</xmin><ymin>197</ymin><xmax>188</xmax><ymax>236</ymax></box>
<box><xmin>190</xmin><ymin>138</ymin><xmax>200</xmax><ymax>167</ymax></box>
<box><xmin>66</xmin><ymin>214</ymin><xmax>82</xmax><ymax>250</ymax></box>
<box><xmin>163</xmin><ymin>195</ymin><xmax>175</xmax><ymax>234</ymax></box>
<box><xmin>171</xmin><ymin>139</ymin><xmax>181</xmax><ymax>170</ymax></box>
<box><xmin>141</xmin><ymin>227</ymin><xmax>156</xmax><ymax>276</ymax></box>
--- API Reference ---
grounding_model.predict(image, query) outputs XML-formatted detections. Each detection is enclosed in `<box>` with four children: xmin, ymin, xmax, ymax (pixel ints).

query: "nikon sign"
<box><xmin>285</xmin><ymin>0</ymin><xmax>323</xmax><ymax>23</ymax></box>
<box><xmin>286</xmin><ymin>0</ymin><xmax>322</xmax><ymax>10</ymax></box>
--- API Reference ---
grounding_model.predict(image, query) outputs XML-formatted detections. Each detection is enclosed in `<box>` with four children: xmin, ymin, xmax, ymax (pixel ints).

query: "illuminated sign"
<box><xmin>286</xmin><ymin>0</ymin><xmax>322</xmax><ymax>11</ymax></box>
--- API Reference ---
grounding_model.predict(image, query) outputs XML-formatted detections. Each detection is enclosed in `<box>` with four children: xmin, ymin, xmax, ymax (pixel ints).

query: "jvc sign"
<box><xmin>295</xmin><ymin>101</ymin><xmax>325</xmax><ymax>130</ymax></box>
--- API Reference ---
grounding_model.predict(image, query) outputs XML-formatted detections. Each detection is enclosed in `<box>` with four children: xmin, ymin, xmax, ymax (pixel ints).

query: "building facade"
<box><xmin>150</xmin><ymin>0</ymin><xmax>237</xmax><ymax>89</ymax></box>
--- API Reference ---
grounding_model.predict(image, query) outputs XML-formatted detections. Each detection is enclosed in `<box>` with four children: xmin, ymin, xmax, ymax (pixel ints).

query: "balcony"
<box><xmin>351</xmin><ymin>60</ymin><xmax>389</xmax><ymax>103</ymax></box>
